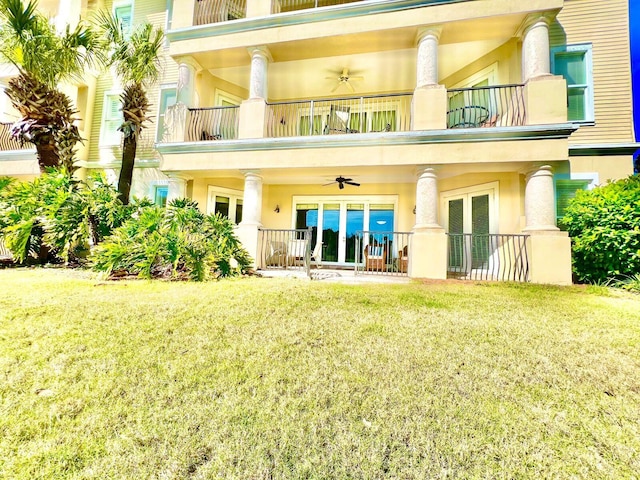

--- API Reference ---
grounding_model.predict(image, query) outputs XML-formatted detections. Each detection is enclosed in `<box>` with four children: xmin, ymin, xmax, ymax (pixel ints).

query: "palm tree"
<box><xmin>0</xmin><ymin>0</ymin><xmax>102</xmax><ymax>173</ymax></box>
<box><xmin>96</xmin><ymin>11</ymin><xmax>163</xmax><ymax>205</ymax></box>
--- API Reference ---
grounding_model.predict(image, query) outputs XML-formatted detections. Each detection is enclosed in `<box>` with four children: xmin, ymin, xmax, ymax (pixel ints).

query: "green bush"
<box><xmin>562</xmin><ymin>175</ymin><xmax>640</xmax><ymax>283</ymax></box>
<box><xmin>0</xmin><ymin>170</ymin><xmax>134</xmax><ymax>264</ymax></box>
<box><xmin>90</xmin><ymin>199</ymin><xmax>252</xmax><ymax>281</ymax></box>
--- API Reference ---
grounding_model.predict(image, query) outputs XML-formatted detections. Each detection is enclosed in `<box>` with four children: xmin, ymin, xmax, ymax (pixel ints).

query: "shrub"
<box><xmin>0</xmin><ymin>170</ymin><xmax>133</xmax><ymax>264</ymax></box>
<box><xmin>90</xmin><ymin>199</ymin><xmax>252</xmax><ymax>281</ymax></box>
<box><xmin>562</xmin><ymin>175</ymin><xmax>640</xmax><ymax>283</ymax></box>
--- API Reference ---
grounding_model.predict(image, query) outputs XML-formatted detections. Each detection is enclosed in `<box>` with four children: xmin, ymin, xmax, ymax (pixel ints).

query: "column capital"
<box><xmin>416</xmin><ymin>25</ymin><xmax>443</xmax><ymax>45</ymax></box>
<box><xmin>247</xmin><ymin>46</ymin><xmax>273</xmax><ymax>63</ymax></box>
<box><xmin>175</xmin><ymin>55</ymin><xmax>203</xmax><ymax>72</ymax></box>
<box><xmin>525</xmin><ymin>164</ymin><xmax>554</xmax><ymax>179</ymax></box>
<box><xmin>416</xmin><ymin>166</ymin><xmax>439</xmax><ymax>178</ymax></box>
<box><xmin>165</xmin><ymin>172</ymin><xmax>193</xmax><ymax>182</ymax></box>
<box><xmin>241</xmin><ymin>169</ymin><xmax>263</xmax><ymax>180</ymax></box>
<box><xmin>516</xmin><ymin>12</ymin><xmax>556</xmax><ymax>39</ymax></box>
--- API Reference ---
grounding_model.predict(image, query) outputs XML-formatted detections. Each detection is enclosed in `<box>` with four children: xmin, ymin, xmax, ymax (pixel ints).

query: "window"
<box><xmin>114</xmin><ymin>2</ymin><xmax>133</xmax><ymax>36</ymax></box>
<box><xmin>100</xmin><ymin>92</ymin><xmax>123</xmax><ymax>146</ymax></box>
<box><xmin>207</xmin><ymin>186</ymin><xmax>243</xmax><ymax>224</ymax></box>
<box><xmin>156</xmin><ymin>86</ymin><xmax>177</xmax><ymax>142</ymax></box>
<box><xmin>154</xmin><ymin>186</ymin><xmax>168</xmax><ymax>207</ymax></box>
<box><xmin>555</xmin><ymin>178</ymin><xmax>592</xmax><ymax>226</ymax></box>
<box><xmin>551</xmin><ymin>44</ymin><xmax>594</xmax><ymax>122</ymax></box>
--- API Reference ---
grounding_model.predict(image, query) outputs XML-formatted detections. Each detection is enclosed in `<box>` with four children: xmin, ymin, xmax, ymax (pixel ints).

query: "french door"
<box><xmin>442</xmin><ymin>183</ymin><xmax>498</xmax><ymax>272</ymax></box>
<box><xmin>293</xmin><ymin>196</ymin><xmax>396</xmax><ymax>265</ymax></box>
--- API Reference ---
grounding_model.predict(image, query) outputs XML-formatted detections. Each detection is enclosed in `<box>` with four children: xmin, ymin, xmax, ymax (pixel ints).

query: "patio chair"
<box><xmin>398</xmin><ymin>245</ymin><xmax>408</xmax><ymax>273</ymax></box>
<box><xmin>311</xmin><ymin>241</ymin><xmax>323</xmax><ymax>269</ymax></box>
<box><xmin>324</xmin><ymin>104</ymin><xmax>352</xmax><ymax>134</ymax></box>
<box><xmin>287</xmin><ymin>238</ymin><xmax>307</xmax><ymax>266</ymax></box>
<box><xmin>364</xmin><ymin>243</ymin><xmax>387</xmax><ymax>272</ymax></box>
<box><xmin>265</xmin><ymin>241</ymin><xmax>287</xmax><ymax>267</ymax></box>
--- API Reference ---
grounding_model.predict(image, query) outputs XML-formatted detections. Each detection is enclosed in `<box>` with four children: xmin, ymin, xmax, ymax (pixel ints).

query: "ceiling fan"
<box><xmin>325</xmin><ymin>68</ymin><xmax>364</xmax><ymax>93</ymax></box>
<box><xmin>323</xmin><ymin>176</ymin><xmax>361</xmax><ymax>189</ymax></box>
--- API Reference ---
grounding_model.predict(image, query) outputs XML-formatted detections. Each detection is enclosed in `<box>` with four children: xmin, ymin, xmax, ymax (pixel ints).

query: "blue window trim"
<box><xmin>550</xmin><ymin>43</ymin><xmax>594</xmax><ymax>124</ymax></box>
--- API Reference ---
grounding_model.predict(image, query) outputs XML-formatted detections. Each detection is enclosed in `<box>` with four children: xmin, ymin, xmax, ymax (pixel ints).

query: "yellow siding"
<box><xmin>551</xmin><ymin>0</ymin><xmax>634</xmax><ymax>144</ymax></box>
<box><xmin>87</xmin><ymin>0</ymin><xmax>179</xmax><ymax>164</ymax></box>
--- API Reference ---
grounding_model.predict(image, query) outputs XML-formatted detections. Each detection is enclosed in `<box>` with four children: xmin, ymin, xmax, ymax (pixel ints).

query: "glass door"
<box><xmin>294</xmin><ymin>198</ymin><xmax>396</xmax><ymax>265</ymax></box>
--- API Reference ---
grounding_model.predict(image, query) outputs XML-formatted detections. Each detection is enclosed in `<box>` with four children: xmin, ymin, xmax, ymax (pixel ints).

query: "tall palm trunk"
<box><xmin>117</xmin><ymin>82</ymin><xmax>150</xmax><ymax>205</ymax></box>
<box><xmin>117</xmin><ymin>134</ymin><xmax>138</xmax><ymax>204</ymax></box>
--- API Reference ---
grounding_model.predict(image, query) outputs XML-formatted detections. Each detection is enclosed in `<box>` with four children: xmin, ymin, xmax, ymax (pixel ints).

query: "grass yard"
<box><xmin>1</xmin><ymin>269</ymin><xmax>639</xmax><ymax>479</ymax></box>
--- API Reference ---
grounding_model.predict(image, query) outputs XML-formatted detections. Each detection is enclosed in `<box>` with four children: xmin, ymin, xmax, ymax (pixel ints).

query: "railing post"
<box><xmin>309</xmin><ymin>100</ymin><xmax>314</xmax><ymax>136</ymax></box>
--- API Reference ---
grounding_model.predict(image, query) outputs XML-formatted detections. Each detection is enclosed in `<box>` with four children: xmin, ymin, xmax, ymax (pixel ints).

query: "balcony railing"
<box><xmin>258</xmin><ymin>228</ymin><xmax>313</xmax><ymax>276</ymax></box>
<box><xmin>266</xmin><ymin>93</ymin><xmax>412</xmax><ymax>138</ymax></box>
<box><xmin>354</xmin><ymin>231</ymin><xmax>413</xmax><ymax>277</ymax></box>
<box><xmin>447</xmin><ymin>233</ymin><xmax>530</xmax><ymax>282</ymax></box>
<box><xmin>273</xmin><ymin>0</ymin><xmax>362</xmax><ymax>13</ymax></box>
<box><xmin>446</xmin><ymin>84</ymin><xmax>525</xmax><ymax>129</ymax></box>
<box><xmin>193</xmin><ymin>0</ymin><xmax>246</xmax><ymax>25</ymax></box>
<box><xmin>187</xmin><ymin>106</ymin><xmax>239</xmax><ymax>141</ymax></box>
<box><xmin>0</xmin><ymin>122</ymin><xmax>30</xmax><ymax>151</ymax></box>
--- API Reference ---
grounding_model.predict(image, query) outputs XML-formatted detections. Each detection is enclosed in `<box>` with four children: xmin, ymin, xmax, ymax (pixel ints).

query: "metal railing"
<box><xmin>354</xmin><ymin>231</ymin><xmax>413</xmax><ymax>277</ymax></box>
<box><xmin>447</xmin><ymin>233</ymin><xmax>529</xmax><ymax>282</ymax></box>
<box><xmin>193</xmin><ymin>0</ymin><xmax>246</xmax><ymax>25</ymax></box>
<box><xmin>273</xmin><ymin>0</ymin><xmax>362</xmax><ymax>13</ymax></box>
<box><xmin>0</xmin><ymin>122</ymin><xmax>29</xmax><ymax>151</ymax></box>
<box><xmin>187</xmin><ymin>106</ymin><xmax>239</xmax><ymax>142</ymax></box>
<box><xmin>266</xmin><ymin>93</ymin><xmax>412</xmax><ymax>138</ymax></box>
<box><xmin>258</xmin><ymin>228</ymin><xmax>312</xmax><ymax>276</ymax></box>
<box><xmin>0</xmin><ymin>237</ymin><xmax>13</xmax><ymax>264</ymax></box>
<box><xmin>446</xmin><ymin>84</ymin><xmax>525</xmax><ymax>129</ymax></box>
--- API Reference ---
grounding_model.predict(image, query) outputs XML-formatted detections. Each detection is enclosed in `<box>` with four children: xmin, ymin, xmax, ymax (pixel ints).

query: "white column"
<box><xmin>240</xmin><ymin>171</ymin><xmax>263</xmax><ymax>225</ymax></box>
<box><xmin>248</xmin><ymin>47</ymin><xmax>271</xmax><ymax>100</ymax></box>
<box><xmin>415</xmin><ymin>167</ymin><xmax>441</xmax><ymax>228</ymax></box>
<box><xmin>524</xmin><ymin>165</ymin><xmax>558</xmax><ymax>231</ymax></box>
<box><xmin>166</xmin><ymin>174</ymin><xmax>190</xmax><ymax>203</ymax></box>
<box><xmin>176</xmin><ymin>58</ymin><xmax>201</xmax><ymax>107</ymax></box>
<box><xmin>415</xmin><ymin>27</ymin><xmax>442</xmax><ymax>88</ymax></box>
<box><xmin>522</xmin><ymin>16</ymin><xmax>551</xmax><ymax>82</ymax></box>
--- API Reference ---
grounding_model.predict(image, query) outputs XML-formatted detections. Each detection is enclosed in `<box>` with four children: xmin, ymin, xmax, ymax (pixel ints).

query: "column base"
<box><xmin>527</xmin><ymin>230</ymin><xmax>572</xmax><ymax>285</ymax></box>
<box><xmin>236</xmin><ymin>222</ymin><xmax>261</xmax><ymax>269</ymax></box>
<box><xmin>409</xmin><ymin>227</ymin><xmax>448</xmax><ymax>279</ymax></box>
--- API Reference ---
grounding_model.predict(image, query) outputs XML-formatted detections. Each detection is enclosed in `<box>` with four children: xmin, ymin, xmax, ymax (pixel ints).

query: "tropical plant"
<box><xmin>0</xmin><ymin>0</ymin><xmax>102</xmax><ymax>173</ymax></box>
<box><xmin>91</xmin><ymin>199</ymin><xmax>252</xmax><ymax>281</ymax></box>
<box><xmin>562</xmin><ymin>175</ymin><xmax>640</xmax><ymax>283</ymax></box>
<box><xmin>96</xmin><ymin>11</ymin><xmax>163</xmax><ymax>204</ymax></box>
<box><xmin>0</xmin><ymin>170</ymin><xmax>136</xmax><ymax>264</ymax></box>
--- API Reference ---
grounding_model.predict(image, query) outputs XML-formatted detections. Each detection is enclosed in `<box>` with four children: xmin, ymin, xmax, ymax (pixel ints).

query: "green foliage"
<box><xmin>0</xmin><ymin>170</ymin><xmax>129</xmax><ymax>264</ymax></box>
<box><xmin>0</xmin><ymin>0</ymin><xmax>103</xmax><ymax>87</ymax></box>
<box><xmin>91</xmin><ymin>199</ymin><xmax>252</xmax><ymax>281</ymax></box>
<box><xmin>563</xmin><ymin>175</ymin><xmax>640</xmax><ymax>283</ymax></box>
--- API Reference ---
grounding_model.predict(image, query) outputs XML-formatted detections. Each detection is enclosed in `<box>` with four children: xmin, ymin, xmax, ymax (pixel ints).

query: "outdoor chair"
<box><xmin>364</xmin><ymin>243</ymin><xmax>387</xmax><ymax>272</ymax></box>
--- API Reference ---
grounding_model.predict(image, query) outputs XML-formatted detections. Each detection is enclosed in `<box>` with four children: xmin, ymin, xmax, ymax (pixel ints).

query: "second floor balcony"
<box><xmin>160</xmin><ymin>84</ymin><xmax>530</xmax><ymax>146</ymax></box>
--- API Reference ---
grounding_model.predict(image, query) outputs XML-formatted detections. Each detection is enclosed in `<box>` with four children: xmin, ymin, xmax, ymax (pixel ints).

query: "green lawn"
<box><xmin>1</xmin><ymin>269</ymin><xmax>639</xmax><ymax>479</ymax></box>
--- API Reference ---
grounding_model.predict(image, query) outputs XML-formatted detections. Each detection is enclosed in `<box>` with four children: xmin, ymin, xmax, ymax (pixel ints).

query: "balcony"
<box><xmin>185</xmin><ymin>106</ymin><xmax>240</xmax><ymax>141</ymax></box>
<box><xmin>266</xmin><ymin>93</ymin><xmax>412</xmax><ymax>138</ymax></box>
<box><xmin>194</xmin><ymin>0</ymin><xmax>246</xmax><ymax>26</ymax></box>
<box><xmin>0</xmin><ymin>123</ymin><xmax>30</xmax><ymax>152</ymax></box>
<box><xmin>273</xmin><ymin>0</ymin><xmax>363</xmax><ymax>14</ymax></box>
<box><xmin>446</xmin><ymin>84</ymin><xmax>525</xmax><ymax>129</ymax></box>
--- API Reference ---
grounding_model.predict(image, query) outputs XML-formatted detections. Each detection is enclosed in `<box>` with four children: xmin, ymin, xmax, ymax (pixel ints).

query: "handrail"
<box><xmin>446</xmin><ymin>84</ymin><xmax>526</xmax><ymax>128</ymax></box>
<box><xmin>267</xmin><ymin>91</ymin><xmax>412</xmax><ymax>106</ymax></box>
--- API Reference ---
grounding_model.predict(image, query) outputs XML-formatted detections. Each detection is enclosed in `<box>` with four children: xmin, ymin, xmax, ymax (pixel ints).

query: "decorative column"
<box><xmin>415</xmin><ymin>167</ymin><xmax>440</xmax><ymax>228</ymax></box>
<box><xmin>521</xmin><ymin>14</ymin><xmax>567</xmax><ymax>125</ymax></box>
<box><xmin>239</xmin><ymin>47</ymin><xmax>271</xmax><ymax>139</ymax></box>
<box><xmin>240</xmin><ymin>171</ymin><xmax>263</xmax><ymax>226</ymax></box>
<box><xmin>521</xmin><ymin>16</ymin><xmax>551</xmax><ymax>82</ymax></box>
<box><xmin>166</xmin><ymin>173</ymin><xmax>190</xmax><ymax>203</ymax></box>
<box><xmin>523</xmin><ymin>165</ymin><xmax>572</xmax><ymax>285</ymax></box>
<box><xmin>236</xmin><ymin>171</ymin><xmax>263</xmax><ymax>268</ymax></box>
<box><xmin>176</xmin><ymin>57</ymin><xmax>201</xmax><ymax>107</ymax></box>
<box><xmin>412</xmin><ymin>26</ymin><xmax>447</xmax><ymax>130</ymax></box>
<box><xmin>524</xmin><ymin>165</ymin><xmax>558</xmax><ymax>232</ymax></box>
<box><xmin>410</xmin><ymin>166</ymin><xmax>447</xmax><ymax>279</ymax></box>
<box><xmin>249</xmin><ymin>47</ymin><xmax>270</xmax><ymax>99</ymax></box>
<box><xmin>416</xmin><ymin>27</ymin><xmax>442</xmax><ymax>88</ymax></box>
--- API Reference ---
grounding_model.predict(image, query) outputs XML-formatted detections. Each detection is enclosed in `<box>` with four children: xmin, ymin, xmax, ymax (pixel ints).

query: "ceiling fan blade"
<box><xmin>323</xmin><ymin>181</ymin><xmax>337</xmax><ymax>186</ymax></box>
<box><xmin>330</xmin><ymin>82</ymin><xmax>340</xmax><ymax>93</ymax></box>
<box><xmin>325</xmin><ymin>76</ymin><xmax>337</xmax><ymax>80</ymax></box>
<box><xmin>345</xmin><ymin>181</ymin><xmax>360</xmax><ymax>187</ymax></box>
<box><xmin>346</xmin><ymin>82</ymin><xmax>355</xmax><ymax>92</ymax></box>
<box><xmin>339</xmin><ymin>183</ymin><xmax>345</xmax><ymax>190</ymax></box>
<box><xmin>349</xmin><ymin>76</ymin><xmax>364</xmax><ymax>81</ymax></box>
